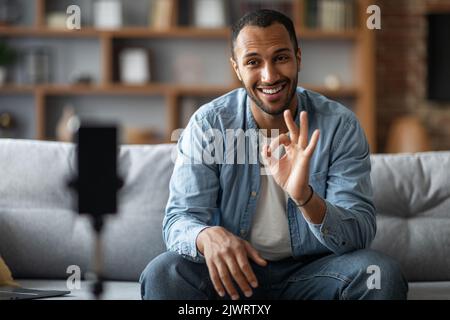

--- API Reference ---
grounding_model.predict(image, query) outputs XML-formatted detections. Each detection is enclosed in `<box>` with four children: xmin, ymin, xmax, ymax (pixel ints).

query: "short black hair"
<box><xmin>231</xmin><ymin>9</ymin><xmax>298</xmax><ymax>58</ymax></box>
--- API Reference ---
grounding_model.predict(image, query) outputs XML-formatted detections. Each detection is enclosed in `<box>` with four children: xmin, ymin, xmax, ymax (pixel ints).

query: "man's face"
<box><xmin>231</xmin><ymin>23</ymin><xmax>301</xmax><ymax>116</ymax></box>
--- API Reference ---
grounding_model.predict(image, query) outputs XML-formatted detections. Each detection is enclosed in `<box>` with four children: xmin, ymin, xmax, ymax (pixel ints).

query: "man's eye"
<box><xmin>276</xmin><ymin>55</ymin><xmax>289</xmax><ymax>62</ymax></box>
<box><xmin>246</xmin><ymin>60</ymin><xmax>258</xmax><ymax>66</ymax></box>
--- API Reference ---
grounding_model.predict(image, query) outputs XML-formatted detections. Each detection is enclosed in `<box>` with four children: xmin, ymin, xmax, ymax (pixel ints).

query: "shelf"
<box><xmin>0</xmin><ymin>26</ymin><xmax>230</xmax><ymax>39</ymax></box>
<box><xmin>0</xmin><ymin>85</ymin><xmax>35</xmax><ymax>94</ymax></box>
<box><xmin>0</xmin><ymin>84</ymin><xmax>239</xmax><ymax>96</ymax></box>
<box><xmin>0</xmin><ymin>84</ymin><xmax>358</xmax><ymax>98</ymax></box>
<box><xmin>42</xmin><ymin>84</ymin><xmax>170</xmax><ymax>95</ymax></box>
<box><xmin>111</xmin><ymin>27</ymin><xmax>230</xmax><ymax>38</ymax></box>
<box><xmin>45</xmin><ymin>84</ymin><xmax>238</xmax><ymax>96</ymax></box>
<box><xmin>301</xmin><ymin>85</ymin><xmax>359</xmax><ymax>98</ymax></box>
<box><xmin>297</xmin><ymin>28</ymin><xmax>360</xmax><ymax>40</ymax></box>
<box><xmin>0</xmin><ymin>26</ymin><xmax>100</xmax><ymax>37</ymax></box>
<box><xmin>171</xmin><ymin>84</ymin><xmax>239</xmax><ymax>96</ymax></box>
<box><xmin>0</xmin><ymin>26</ymin><xmax>361</xmax><ymax>40</ymax></box>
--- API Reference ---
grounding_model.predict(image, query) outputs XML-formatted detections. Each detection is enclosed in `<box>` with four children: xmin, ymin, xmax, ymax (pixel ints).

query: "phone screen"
<box><xmin>76</xmin><ymin>126</ymin><xmax>118</xmax><ymax>215</ymax></box>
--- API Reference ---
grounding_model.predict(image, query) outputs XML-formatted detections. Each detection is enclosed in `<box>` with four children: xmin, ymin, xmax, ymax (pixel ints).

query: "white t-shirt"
<box><xmin>249</xmin><ymin>141</ymin><xmax>293</xmax><ymax>261</ymax></box>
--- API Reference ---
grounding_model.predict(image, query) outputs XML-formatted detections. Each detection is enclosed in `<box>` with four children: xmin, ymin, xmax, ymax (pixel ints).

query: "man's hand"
<box><xmin>261</xmin><ymin>110</ymin><xmax>320</xmax><ymax>204</ymax></box>
<box><xmin>196</xmin><ymin>226</ymin><xmax>267</xmax><ymax>300</ymax></box>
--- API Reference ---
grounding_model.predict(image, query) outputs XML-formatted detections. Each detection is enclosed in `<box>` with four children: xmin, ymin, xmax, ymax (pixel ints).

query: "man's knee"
<box><xmin>140</xmin><ymin>251</ymin><xmax>185</xmax><ymax>299</ymax></box>
<box><xmin>367</xmin><ymin>250</ymin><xmax>408</xmax><ymax>299</ymax></box>
<box><xmin>139</xmin><ymin>251</ymin><xmax>210</xmax><ymax>300</ymax></box>
<box><xmin>343</xmin><ymin>249</ymin><xmax>408</xmax><ymax>300</ymax></box>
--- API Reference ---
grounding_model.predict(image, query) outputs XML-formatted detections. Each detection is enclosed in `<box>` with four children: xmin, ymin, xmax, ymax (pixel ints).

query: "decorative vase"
<box><xmin>385</xmin><ymin>115</ymin><xmax>431</xmax><ymax>153</ymax></box>
<box><xmin>193</xmin><ymin>0</ymin><xmax>226</xmax><ymax>28</ymax></box>
<box><xmin>56</xmin><ymin>106</ymin><xmax>79</xmax><ymax>142</ymax></box>
<box><xmin>93</xmin><ymin>0</ymin><xmax>122</xmax><ymax>29</ymax></box>
<box><xmin>119</xmin><ymin>48</ymin><xmax>150</xmax><ymax>84</ymax></box>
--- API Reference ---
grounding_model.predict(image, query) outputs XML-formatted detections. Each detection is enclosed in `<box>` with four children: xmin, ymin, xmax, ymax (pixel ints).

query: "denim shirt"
<box><xmin>164</xmin><ymin>87</ymin><xmax>376</xmax><ymax>263</ymax></box>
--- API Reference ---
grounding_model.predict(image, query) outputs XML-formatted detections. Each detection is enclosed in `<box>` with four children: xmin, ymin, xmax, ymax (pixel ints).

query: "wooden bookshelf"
<box><xmin>0</xmin><ymin>0</ymin><xmax>376</xmax><ymax>150</ymax></box>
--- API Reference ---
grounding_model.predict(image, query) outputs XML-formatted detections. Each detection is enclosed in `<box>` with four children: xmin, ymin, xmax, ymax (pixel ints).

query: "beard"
<box><xmin>244</xmin><ymin>75</ymin><xmax>298</xmax><ymax>116</ymax></box>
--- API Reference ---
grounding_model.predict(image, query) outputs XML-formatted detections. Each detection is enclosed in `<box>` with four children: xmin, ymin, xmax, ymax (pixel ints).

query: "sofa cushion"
<box><xmin>0</xmin><ymin>208</ymin><xmax>90</xmax><ymax>280</ymax></box>
<box><xmin>408</xmin><ymin>281</ymin><xmax>450</xmax><ymax>300</ymax></box>
<box><xmin>0</xmin><ymin>140</ymin><xmax>176</xmax><ymax>281</ymax></box>
<box><xmin>370</xmin><ymin>152</ymin><xmax>450</xmax><ymax>281</ymax></box>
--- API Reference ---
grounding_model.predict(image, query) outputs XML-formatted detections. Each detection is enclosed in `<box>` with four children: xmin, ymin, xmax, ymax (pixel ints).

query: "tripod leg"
<box><xmin>92</xmin><ymin>228</ymin><xmax>104</xmax><ymax>300</ymax></box>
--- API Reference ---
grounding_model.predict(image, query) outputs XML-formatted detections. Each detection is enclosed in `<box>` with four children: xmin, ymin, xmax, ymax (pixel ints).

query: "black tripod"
<box><xmin>69</xmin><ymin>125</ymin><xmax>123</xmax><ymax>300</ymax></box>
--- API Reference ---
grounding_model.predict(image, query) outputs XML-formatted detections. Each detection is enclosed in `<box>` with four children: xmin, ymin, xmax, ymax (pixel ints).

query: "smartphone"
<box><xmin>74</xmin><ymin>126</ymin><xmax>120</xmax><ymax>216</ymax></box>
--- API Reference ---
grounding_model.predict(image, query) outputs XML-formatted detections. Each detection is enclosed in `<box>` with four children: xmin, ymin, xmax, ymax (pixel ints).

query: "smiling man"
<box><xmin>140</xmin><ymin>9</ymin><xmax>408</xmax><ymax>300</ymax></box>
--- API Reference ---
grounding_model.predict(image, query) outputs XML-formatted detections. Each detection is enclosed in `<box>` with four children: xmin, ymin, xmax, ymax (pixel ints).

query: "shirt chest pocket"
<box><xmin>309</xmin><ymin>171</ymin><xmax>327</xmax><ymax>199</ymax></box>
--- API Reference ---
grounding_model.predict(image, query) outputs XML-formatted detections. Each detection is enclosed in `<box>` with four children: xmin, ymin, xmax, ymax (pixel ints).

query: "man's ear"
<box><xmin>296</xmin><ymin>48</ymin><xmax>302</xmax><ymax>72</ymax></box>
<box><xmin>230</xmin><ymin>57</ymin><xmax>242</xmax><ymax>82</ymax></box>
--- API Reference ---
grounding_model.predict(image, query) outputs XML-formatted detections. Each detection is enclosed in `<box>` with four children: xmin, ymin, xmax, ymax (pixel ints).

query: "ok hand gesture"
<box><xmin>261</xmin><ymin>110</ymin><xmax>320</xmax><ymax>204</ymax></box>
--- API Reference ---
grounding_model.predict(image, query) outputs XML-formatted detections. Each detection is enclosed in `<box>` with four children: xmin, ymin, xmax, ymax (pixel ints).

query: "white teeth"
<box><xmin>261</xmin><ymin>86</ymin><xmax>283</xmax><ymax>95</ymax></box>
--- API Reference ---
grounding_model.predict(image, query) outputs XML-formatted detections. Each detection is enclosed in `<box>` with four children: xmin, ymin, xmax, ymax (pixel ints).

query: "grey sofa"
<box><xmin>0</xmin><ymin>139</ymin><xmax>449</xmax><ymax>300</ymax></box>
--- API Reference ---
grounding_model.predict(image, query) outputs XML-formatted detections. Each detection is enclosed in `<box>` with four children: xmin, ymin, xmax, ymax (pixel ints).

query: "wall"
<box><xmin>376</xmin><ymin>0</ymin><xmax>450</xmax><ymax>151</ymax></box>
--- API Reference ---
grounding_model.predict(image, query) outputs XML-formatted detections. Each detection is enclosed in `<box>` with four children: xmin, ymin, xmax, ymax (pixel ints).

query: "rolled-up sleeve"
<box><xmin>163</xmin><ymin>113</ymin><xmax>220</xmax><ymax>263</ymax></box>
<box><xmin>305</xmin><ymin>117</ymin><xmax>376</xmax><ymax>254</ymax></box>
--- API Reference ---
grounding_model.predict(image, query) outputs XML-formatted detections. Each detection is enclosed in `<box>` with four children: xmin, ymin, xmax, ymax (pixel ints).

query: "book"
<box><xmin>317</xmin><ymin>0</ymin><xmax>350</xmax><ymax>31</ymax></box>
<box><xmin>306</xmin><ymin>0</ymin><xmax>318</xmax><ymax>28</ymax></box>
<box><xmin>344</xmin><ymin>0</ymin><xmax>355</xmax><ymax>29</ymax></box>
<box><xmin>235</xmin><ymin>0</ymin><xmax>293</xmax><ymax>23</ymax></box>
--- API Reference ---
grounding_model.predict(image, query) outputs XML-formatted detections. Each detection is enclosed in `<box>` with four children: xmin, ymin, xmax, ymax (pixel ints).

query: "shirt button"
<box><xmin>251</xmin><ymin>191</ymin><xmax>257</xmax><ymax>197</ymax></box>
<box><xmin>322</xmin><ymin>228</ymin><xmax>329</xmax><ymax>235</ymax></box>
<box><xmin>240</xmin><ymin>229</ymin><xmax>246</xmax><ymax>237</ymax></box>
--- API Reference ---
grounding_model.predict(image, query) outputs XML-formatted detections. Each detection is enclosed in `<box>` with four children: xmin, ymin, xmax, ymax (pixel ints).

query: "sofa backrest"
<box><xmin>370</xmin><ymin>152</ymin><xmax>450</xmax><ymax>281</ymax></box>
<box><xmin>0</xmin><ymin>139</ymin><xmax>174</xmax><ymax>281</ymax></box>
<box><xmin>1</xmin><ymin>139</ymin><xmax>449</xmax><ymax>282</ymax></box>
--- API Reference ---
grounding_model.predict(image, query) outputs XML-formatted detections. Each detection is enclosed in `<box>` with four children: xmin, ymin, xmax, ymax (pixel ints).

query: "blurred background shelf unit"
<box><xmin>0</xmin><ymin>0</ymin><xmax>376</xmax><ymax>151</ymax></box>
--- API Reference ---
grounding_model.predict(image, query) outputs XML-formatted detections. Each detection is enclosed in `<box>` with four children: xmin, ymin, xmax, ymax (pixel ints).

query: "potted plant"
<box><xmin>0</xmin><ymin>42</ymin><xmax>16</xmax><ymax>85</ymax></box>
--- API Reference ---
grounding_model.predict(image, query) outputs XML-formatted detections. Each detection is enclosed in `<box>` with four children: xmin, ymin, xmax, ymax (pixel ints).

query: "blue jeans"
<box><xmin>140</xmin><ymin>249</ymin><xmax>408</xmax><ymax>300</ymax></box>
